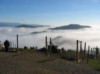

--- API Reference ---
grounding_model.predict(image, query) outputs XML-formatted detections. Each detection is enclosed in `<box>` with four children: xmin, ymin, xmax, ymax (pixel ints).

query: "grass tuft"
<box><xmin>89</xmin><ymin>59</ymin><xmax>100</xmax><ymax>69</ymax></box>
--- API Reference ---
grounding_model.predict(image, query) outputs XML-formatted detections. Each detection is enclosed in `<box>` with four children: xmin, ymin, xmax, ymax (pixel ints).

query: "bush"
<box><xmin>61</xmin><ymin>50</ymin><xmax>76</xmax><ymax>61</ymax></box>
<box><xmin>24</xmin><ymin>46</ymin><xmax>28</xmax><ymax>49</ymax></box>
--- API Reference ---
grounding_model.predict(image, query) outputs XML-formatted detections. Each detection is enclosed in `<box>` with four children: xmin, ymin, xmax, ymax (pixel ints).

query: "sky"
<box><xmin>0</xmin><ymin>0</ymin><xmax>100</xmax><ymax>26</ymax></box>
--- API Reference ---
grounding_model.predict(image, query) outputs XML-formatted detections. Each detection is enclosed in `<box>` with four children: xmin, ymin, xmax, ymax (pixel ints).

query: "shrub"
<box><xmin>61</xmin><ymin>50</ymin><xmax>76</xmax><ymax>61</ymax></box>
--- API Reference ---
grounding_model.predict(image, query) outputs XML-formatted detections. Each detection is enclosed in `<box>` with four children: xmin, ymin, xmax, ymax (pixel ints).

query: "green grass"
<box><xmin>61</xmin><ymin>50</ymin><xmax>76</xmax><ymax>61</ymax></box>
<box><xmin>89</xmin><ymin>59</ymin><xmax>100</xmax><ymax>69</ymax></box>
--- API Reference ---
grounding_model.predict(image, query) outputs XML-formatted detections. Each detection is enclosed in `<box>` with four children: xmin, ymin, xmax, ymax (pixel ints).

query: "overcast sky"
<box><xmin>0</xmin><ymin>0</ymin><xmax>100</xmax><ymax>26</ymax></box>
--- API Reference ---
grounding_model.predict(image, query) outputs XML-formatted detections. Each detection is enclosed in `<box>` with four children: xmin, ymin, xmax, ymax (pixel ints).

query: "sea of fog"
<box><xmin>0</xmin><ymin>26</ymin><xmax>100</xmax><ymax>50</ymax></box>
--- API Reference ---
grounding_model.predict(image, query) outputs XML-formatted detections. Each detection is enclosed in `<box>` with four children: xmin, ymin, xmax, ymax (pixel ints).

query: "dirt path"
<box><xmin>0</xmin><ymin>51</ymin><xmax>100</xmax><ymax>74</ymax></box>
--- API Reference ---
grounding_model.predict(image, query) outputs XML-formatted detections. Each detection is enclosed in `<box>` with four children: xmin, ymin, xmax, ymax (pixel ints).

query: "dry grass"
<box><xmin>0</xmin><ymin>49</ymin><xmax>100</xmax><ymax>74</ymax></box>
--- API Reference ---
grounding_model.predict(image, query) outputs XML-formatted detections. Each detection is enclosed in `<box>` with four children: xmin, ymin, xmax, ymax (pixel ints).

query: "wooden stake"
<box><xmin>13</xmin><ymin>42</ymin><xmax>14</xmax><ymax>48</ymax></box>
<box><xmin>96</xmin><ymin>47</ymin><xmax>99</xmax><ymax>58</ymax></box>
<box><xmin>76</xmin><ymin>40</ymin><xmax>79</xmax><ymax>62</ymax></box>
<box><xmin>91</xmin><ymin>48</ymin><xmax>93</xmax><ymax>55</ymax></box>
<box><xmin>87</xmin><ymin>46</ymin><xmax>90</xmax><ymax>64</ymax></box>
<box><xmin>84</xmin><ymin>43</ymin><xmax>86</xmax><ymax>59</ymax></box>
<box><xmin>50</xmin><ymin>38</ymin><xmax>52</xmax><ymax>56</ymax></box>
<box><xmin>81</xmin><ymin>42</ymin><xmax>84</xmax><ymax>62</ymax></box>
<box><xmin>80</xmin><ymin>41</ymin><xmax>82</xmax><ymax>59</ymax></box>
<box><xmin>45</xmin><ymin>36</ymin><xmax>48</xmax><ymax>55</ymax></box>
<box><xmin>16</xmin><ymin>34</ymin><xmax>19</xmax><ymax>53</ymax></box>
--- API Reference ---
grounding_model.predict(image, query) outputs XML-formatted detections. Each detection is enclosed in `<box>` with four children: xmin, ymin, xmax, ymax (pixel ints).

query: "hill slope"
<box><xmin>0</xmin><ymin>22</ymin><xmax>20</xmax><ymax>27</ymax></box>
<box><xmin>0</xmin><ymin>50</ymin><xmax>99</xmax><ymax>74</ymax></box>
<box><xmin>50</xmin><ymin>24</ymin><xmax>91</xmax><ymax>30</ymax></box>
<box><xmin>0</xmin><ymin>22</ymin><xmax>49</xmax><ymax>28</ymax></box>
<box><xmin>16</xmin><ymin>24</ymin><xmax>49</xmax><ymax>28</ymax></box>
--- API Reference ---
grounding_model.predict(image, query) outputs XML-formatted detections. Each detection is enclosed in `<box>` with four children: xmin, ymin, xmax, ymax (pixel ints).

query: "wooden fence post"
<box><xmin>13</xmin><ymin>42</ymin><xmax>14</xmax><ymax>48</ymax></box>
<box><xmin>93</xmin><ymin>48</ymin><xmax>96</xmax><ymax>59</ymax></box>
<box><xmin>91</xmin><ymin>48</ymin><xmax>93</xmax><ymax>55</ymax></box>
<box><xmin>84</xmin><ymin>43</ymin><xmax>86</xmax><ymax>59</ymax></box>
<box><xmin>76</xmin><ymin>40</ymin><xmax>79</xmax><ymax>62</ymax></box>
<box><xmin>50</xmin><ymin>38</ymin><xmax>52</xmax><ymax>56</ymax></box>
<box><xmin>81</xmin><ymin>42</ymin><xmax>84</xmax><ymax>62</ymax></box>
<box><xmin>80</xmin><ymin>41</ymin><xmax>82</xmax><ymax>59</ymax></box>
<box><xmin>16</xmin><ymin>34</ymin><xmax>19</xmax><ymax>53</ymax></box>
<box><xmin>96</xmin><ymin>47</ymin><xmax>99</xmax><ymax>58</ymax></box>
<box><xmin>87</xmin><ymin>46</ymin><xmax>90</xmax><ymax>64</ymax></box>
<box><xmin>45</xmin><ymin>36</ymin><xmax>48</xmax><ymax>55</ymax></box>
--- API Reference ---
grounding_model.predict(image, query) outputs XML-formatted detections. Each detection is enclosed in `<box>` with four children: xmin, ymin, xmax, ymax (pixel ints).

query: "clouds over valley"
<box><xmin>0</xmin><ymin>25</ymin><xmax>100</xmax><ymax>50</ymax></box>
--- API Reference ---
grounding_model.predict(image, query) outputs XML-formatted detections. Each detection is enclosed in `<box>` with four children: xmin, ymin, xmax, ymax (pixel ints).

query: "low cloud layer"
<box><xmin>0</xmin><ymin>27</ymin><xmax>100</xmax><ymax>50</ymax></box>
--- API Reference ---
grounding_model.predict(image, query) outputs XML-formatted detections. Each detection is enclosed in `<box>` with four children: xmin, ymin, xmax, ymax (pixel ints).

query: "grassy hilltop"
<box><xmin>0</xmin><ymin>49</ymin><xmax>100</xmax><ymax>74</ymax></box>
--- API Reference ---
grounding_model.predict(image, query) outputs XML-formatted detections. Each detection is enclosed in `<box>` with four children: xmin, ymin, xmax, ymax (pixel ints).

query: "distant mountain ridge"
<box><xmin>16</xmin><ymin>24</ymin><xmax>49</xmax><ymax>28</ymax></box>
<box><xmin>50</xmin><ymin>24</ymin><xmax>91</xmax><ymax>30</ymax></box>
<box><xmin>0</xmin><ymin>22</ymin><xmax>49</xmax><ymax>28</ymax></box>
<box><xmin>31</xmin><ymin>31</ymin><xmax>46</xmax><ymax>34</ymax></box>
<box><xmin>0</xmin><ymin>22</ymin><xmax>20</xmax><ymax>27</ymax></box>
